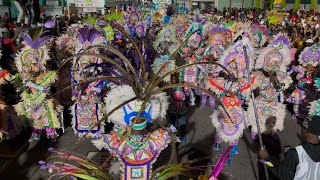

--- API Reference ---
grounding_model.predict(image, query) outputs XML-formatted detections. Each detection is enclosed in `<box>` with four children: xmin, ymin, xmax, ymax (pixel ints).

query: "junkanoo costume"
<box><xmin>246</xmin><ymin>33</ymin><xmax>292</xmax><ymax>137</ymax></box>
<box><xmin>84</xmin><ymin>15</ymin><xmax>173</xmax><ymax>180</ymax></box>
<box><xmin>287</xmin><ymin>43</ymin><xmax>320</xmax><ymax>120</ymax></box>
<box><xmin>207</xmin><ymin>37</ymin><xmax>257</xmax><ymax>153</ymax></box>
<box><xmin>200</xmin><ymin>26</ymin><xmax>230</xmax><ymax>109</ymax></box>
<box><xmin>14</xmin><ymin>30</ymin><xmax>63</xmax><ymax>141</ymax></box>
<box><xmin>178</xmin><ymin>22</ymin><xmax>206</xmax><ymax>106</ymax></box>
<box><xmin>69</xmin><ymin>24</ymin><xmax>107</xmax><ymax>138</ymax></box>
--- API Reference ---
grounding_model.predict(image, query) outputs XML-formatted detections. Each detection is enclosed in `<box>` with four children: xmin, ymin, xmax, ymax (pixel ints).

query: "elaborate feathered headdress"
<box><xmin>15</xmin><ymin>27</ymin><xmax>52</xmax><ymax>74</ymax></box>
<box><xmin>255</xmin><ymin>33</ymin><xmax>291</xmax><ymax>73</ymax></box>
<box><xmin>153</xmin><ymin>25</ymin><xmax>177</xmax><ymax>51</ymax></box>
<box><xmin>75</xmin><ymin>25</ymin><xmax>105</xmax><ymax>53</ymax></box>
<box><xmin>219</xmin><ymin>37</ymin><xmax>254</xmax><ymax>79</ymax></box>
<box><xmin>250</xmin><ymin>24</ymin><xmax>268</xmax><ymax>47</ymax></box>
<box><xmin>298</xmin><ymin>44</ymin><xmax>320</xmax><ymax>67</ymax></box>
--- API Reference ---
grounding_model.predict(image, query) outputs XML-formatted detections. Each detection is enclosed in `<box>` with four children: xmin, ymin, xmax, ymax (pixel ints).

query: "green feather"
<box><xmin>72</xmin><ymin>173</ymin><xmax>98</xmax><ymax>180</ymax></box>
<box><xmin>265</xmin><ymin>161</ymin><xmax>274</xmax><ymax>167</ymax></box>
<box><xmin>84</xmin><ymin>17</ymin><xmax>96</xmax><ymax>26</ymax></box>
<box><xmin>106</xmin><ymin>13</ymin><xmax>122</xmax><ymax>21</ymax></box>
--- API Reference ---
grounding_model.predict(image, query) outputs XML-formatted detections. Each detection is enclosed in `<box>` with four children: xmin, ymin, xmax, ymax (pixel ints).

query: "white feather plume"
<box><xmin>104</xmin><ymin>85</ymin><xmax>169</xmax><ymax>126</ymax></box>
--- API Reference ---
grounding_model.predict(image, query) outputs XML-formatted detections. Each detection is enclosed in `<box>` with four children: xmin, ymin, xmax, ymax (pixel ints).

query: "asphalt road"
<box><xmin>0</xmin><ymin>104</ymin><xmax>300</xmax><ymax>180</ymax></box>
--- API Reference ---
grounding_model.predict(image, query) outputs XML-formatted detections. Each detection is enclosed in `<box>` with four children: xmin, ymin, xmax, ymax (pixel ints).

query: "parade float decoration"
<box><xmin>248</xmin><ymin>33</ymin><xmax>292</xmax><ymax>137</ymax></box>
<box><xmin>70</xmin><ymin>25</ymin><xmax>107</xmax><ymax>138</ymax></box>
<box><xmin>14</xmin><ymin>26</ymin><xmax>63</xmax><ymax>142</ymax></box>
<box><xmin>207</xmin><ymin>37</ymin><xmax>256</xmax><ymax>153</ymax></box>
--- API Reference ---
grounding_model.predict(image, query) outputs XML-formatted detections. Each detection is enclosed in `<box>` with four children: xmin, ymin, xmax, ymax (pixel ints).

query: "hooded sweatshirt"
<box><xmin>267</xmin><ymin>141</ymin><xmax>320</xmax><ymax>180</ymax></box>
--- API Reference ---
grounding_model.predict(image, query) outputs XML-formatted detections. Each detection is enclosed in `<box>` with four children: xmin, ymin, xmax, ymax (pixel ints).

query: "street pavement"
<box><xmin>0</xmin><ymin>105</ymin><xmax>300</xmax><ymax>180</ymax></box>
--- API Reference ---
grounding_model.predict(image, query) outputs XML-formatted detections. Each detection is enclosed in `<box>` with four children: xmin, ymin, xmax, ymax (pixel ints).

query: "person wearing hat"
<box><xmin>259</xmin><ymin>116</ymin><xmax>320</xmax><ymax>180</ymax></box>
<box><xmin>305</xmin><ymin>38</ymin><xmax>314</xmax><ymax>47</ymax></box>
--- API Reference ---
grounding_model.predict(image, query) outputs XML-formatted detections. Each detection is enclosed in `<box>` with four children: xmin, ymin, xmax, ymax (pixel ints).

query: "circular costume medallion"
<box><xmin>264</xmin><ymin>50</ymin><xmax>283</xmax><ymax>72</ymax></box>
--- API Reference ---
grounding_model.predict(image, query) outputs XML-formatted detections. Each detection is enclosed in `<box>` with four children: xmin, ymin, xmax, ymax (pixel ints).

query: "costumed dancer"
<box><xmin>70</xmin><ymin>25</ymin><xmax>107</xmax><ymax>138</ymax></box>
<box><xmin>199</xmin><ymin>26</ymin><xmax>230</xmax><ymax>109</ymax></box>
<box><xmin>92</xmin><ymin>84</ymin><xmax>171</xmax><ymax>180</ymax></box>
<box><xmin>153</xmin><ymin>25</ymin><xmax>187</xmax><ymax>140</ymax></box>
<box><xmin>178</xmin><ymin>22</ymin><xmax>205</xmax><ymax>106</ymax></box>
<box><xmin>14</xmin><ymin>28</ymin><xmax>63</xmax><ymax>142</ymax></box>
<box><xmin>247</xmin><ymin>33</ymin><xmax>292</xmax><ymax>138</ymax></box>
<box><xmin>167</xmin><ymin>73</ymin><xmax>187</xmax><ymax>142</ymax></box>
<box><xmin>287</xmin><ymin>43</ymin><xmax>320</xmax><ymax>122</ymax></box>
<box><xmin>207</xmin><ymin>37</ymin><xmax>257</xmax><ymax>154</ymax></box>
<box><xmin>152</xmin><ymin>25</ymin><xmax>177</xmax><ymax>82</ymax></box>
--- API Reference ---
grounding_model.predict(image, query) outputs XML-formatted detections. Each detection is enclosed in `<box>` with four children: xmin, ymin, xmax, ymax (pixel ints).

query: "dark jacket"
<box><xmin>267</xmin><ymin>141</ymin><xmax>320</xmax><ymax>180</ymax></box>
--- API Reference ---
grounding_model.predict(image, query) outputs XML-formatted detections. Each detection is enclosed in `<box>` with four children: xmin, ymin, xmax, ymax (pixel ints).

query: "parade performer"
<box><xmin>247</xmin><ymin>33</ymin><xmax>292</xmax><ymax>138</ymax></box>
<box><xmin>70</xmin><ymin>25</ymin><xmax>107</xmax><ymax>138</ymax></box>
<box><xmin>179</xmin><ymin>22</ymin><xmax>205</xmax><ymax>106</ymax></box>
<box><xmin>14</xmin><ymin>27</ymin><xmax>63</xmax><ymax>142</ymax></box>
<box><xmin>153</xmin><ymin>25</ymin><xmax>176</xmax><ymax>82</ymax></box>
<box><xmin>167</xmin><ymin>73</ymin><xmax>187</xmax><ymax>142</ymax></box>
<box><xmin>287</xmin><ymin>43</ymin><xmax>320</xmax><ymax>121</ymax></box>
<box><xmin>92</xmin><ymin>84</ymin><xmax>171</xmax><ymax>180</ymax></box>
<box><xmin>87</xmin><ymin>25</ymin><xmax>174</xmax><ymax>178</ymax></box>
<box><xmin>207</xmin><ymin>37</ymin><xmax>256</xmax><ymax>153</ymax></box>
